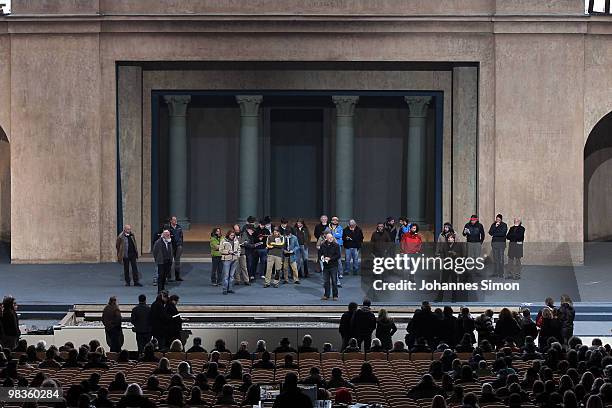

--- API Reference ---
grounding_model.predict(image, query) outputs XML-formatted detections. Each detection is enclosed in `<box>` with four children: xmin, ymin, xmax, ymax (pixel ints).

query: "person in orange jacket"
<box><xmin>400</xmin><ymin>223</ymin><xmax>423</xmax><ymax>254</ymax></box>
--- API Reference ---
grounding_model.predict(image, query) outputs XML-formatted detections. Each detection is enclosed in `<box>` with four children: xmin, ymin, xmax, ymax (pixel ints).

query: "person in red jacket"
<box><xmin>400</xmin><ymin>223</ymin><xmax>422</xmax><ymax>254</ymax></box>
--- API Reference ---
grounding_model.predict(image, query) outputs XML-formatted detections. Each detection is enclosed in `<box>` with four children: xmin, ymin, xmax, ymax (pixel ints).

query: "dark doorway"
<box><xmin>584</xmin><ymin>111</ymin><xmax>612</xmax><ymax>242</ymax></box>
<box><xmin>270</xmin><ymin>109</ymin><xmax>323</xmax><ymax>219</ymax></box>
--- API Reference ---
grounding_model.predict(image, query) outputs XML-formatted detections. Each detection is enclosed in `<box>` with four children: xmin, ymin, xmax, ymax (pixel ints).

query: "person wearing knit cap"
<box><xmin>335</xmin><ymin>387</ymin><xmax>353</xmax><ymax>405</ymax></box>
<box><xmin>462</xmin><ymin>214</ymin><xmax>485</xmax><ymax>260</ymax></box>
<box><xmin>489</xmin><ymin>213</ymin><xmax>508</xmax><ymax>278</ymax></box>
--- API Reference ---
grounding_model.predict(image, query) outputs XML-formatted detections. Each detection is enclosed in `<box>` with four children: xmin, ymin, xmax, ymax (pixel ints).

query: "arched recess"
<box><xmin>584</xmin><ymin>111</ymin><xmax>612</xmax><ymax>241</ymax></box>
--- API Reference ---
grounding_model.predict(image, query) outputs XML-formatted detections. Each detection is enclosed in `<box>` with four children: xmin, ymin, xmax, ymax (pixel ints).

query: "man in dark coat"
<box><xmin>313</xmin><ymin>214</ymin><xmax>329</xmax><ymax>241</ymax></box>
<box><xmin>152</xmin><ymin>230</ymin><xmax>173</xmax><ymax>293</ymax></box>
<box><xmin>462</xmin><ymin>214</ymin><xmax>485</xmax><ymax>260</ymax></box>
<box><xmin>102</xmin><ymin>296</ymin><xmax>124</xmax><ymax>352</ymax></box>
<box><xmin>166</xmin><ymin>216</ymin><xmax>184</xmax><ymax>282</ymax></box>
<box><xmin>130</xmin><ymin>294</ymin><xmax>151</xmax><ymax>354</ymax></box>
<box><xmin>318</xmin><ymin>232</ymin><xmax>341</xmax><ymax>300</ymax></box>
<box><xmin>272</xmin><ymin>372</ymin><xmax>312</xmax><ymax>408</ymax></box>
<box><xmin>488</xmin><ymin>213</ymin><xmax>508</xmax><ymax>278</ymax></box>
<box><xmin>370</xmin><ymin>222</ymin><xmax>392</xmax><ymax>258</ymax></box>
<box><xmin>351</xmin><ymin>298</ymin><xmax>377</xmax><ymax>352</ymax></box>
<box><xmin>1</xmin><ymin>296</ymin><xmax>20</xmax><ymax>349</ymax></box>
<box><xmin>342</xmin><ymin>219</ymin><xmax>364</xmax><ymax>275</ymax></box>
<box><xmin>115</xmin><ymin>224</ymin><xmax>141</xmax><ymax>287</ymax></box>
<box><xmin>506</xmin><ymin>218</ymin><xmax>525</xmax><ymax>279</ymax></box>
<box><xmin>407</xmin><ymin>301</ymin><xmax>438</xmax><ymax>348</ymax></box>
<box><xmin>339</xmin><ymin>302</ymin><xmax>358</xmax><ymax>351</ymax></box>
<box><xmin>165</xmin><ymin>294</ymin><xmax>183</xmax><ymax>346</ymax></box>
<box><xmin>150</xmin><ymin>291</ymin><xmax>170</xmax><ymax>350</ymax></box>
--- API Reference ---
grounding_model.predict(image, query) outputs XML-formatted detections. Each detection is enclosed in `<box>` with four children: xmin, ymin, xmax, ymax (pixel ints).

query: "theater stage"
<box><xmin>0</xmin><ymin>255</ymin><xmax>606</xmax><ymax>307</ymax></box>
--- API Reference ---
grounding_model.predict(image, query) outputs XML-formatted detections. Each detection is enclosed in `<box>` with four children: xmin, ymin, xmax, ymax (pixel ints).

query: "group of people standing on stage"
<box><xmin>115</xmin><ymin>212</ymin><xmax>525</xmax><ymax>299</ymax></box>
<box><xmin>434</xmin><ymin>214</ymin><xmax>526</xmax><ymax>280</ymax></box>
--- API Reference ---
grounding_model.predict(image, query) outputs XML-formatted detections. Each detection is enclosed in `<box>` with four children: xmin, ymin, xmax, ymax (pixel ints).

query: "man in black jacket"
<box><xmin>152</xmin><ymin>230</ymin><xmax>173</xmax><ymax>293</ymax></box>
<box><xmin>318</xmin><ymin>232</ymin><xmax>340</xmax><ymax>300</ymax></box>
<box><xmin>130</xmin><ymin>294</ymin><xmax>151</xmax><ymax>354</ymax></box>
<box><xmin>407</xmin><ymin>301</ymin><xmax>437</xmax><ymax>348</ymax></box>
<box><xmin>342</xmin><ymin>219</ymin><xmax>364</xmax><ymax>276</ymax></box>
<box><xmin>370</xmin><ymin>222</ymin><xmax>392</xmax><ymax>258</ymax></box>
<box><xmin>166</xmin><ymin>216</ymin><xmax>184</xmax><ymax>282</ymax></box>
<box><xmin>488</xmin><ymin>213</ymin><xmax>508</xmax><ymax>278</ymax></box>
<box><xmin>273</xmin><ymin>372</ymin><xmax>312</xmax><ymax>408</ymax></box>
<box><xmin>351</xmin><ymin>298</ymin><xmax>377</xmax><ymax>351</ymax></box>
<box><xmin>150</xmin><ymin>291</ymin><xmax>170</xmax><ymax>350</ymax></box>
<box><xmin>313</xmin><ymin>214</ymin><xmax>329</xmax><ymax>241</ymax></box>
<box><xmin>339</xmin><ymin>302</ymin><xmax>358</xmax><ymax>351</ymax></box>
<box><xmin>165</xmin><ymin>294</ymin><xmax>183</xmax><ymax>346</ymax></box>
<box><xmin>462</xmin><ymin>214</ymin><xmax>485</xmax><ymax>260</ymax></box>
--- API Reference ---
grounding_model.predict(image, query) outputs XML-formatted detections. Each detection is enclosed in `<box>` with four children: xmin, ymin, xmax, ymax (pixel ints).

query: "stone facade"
<box><xmin>0</xmin><ymin>0</ymin><xmax>610</xmax><ymax>263</ymax></box>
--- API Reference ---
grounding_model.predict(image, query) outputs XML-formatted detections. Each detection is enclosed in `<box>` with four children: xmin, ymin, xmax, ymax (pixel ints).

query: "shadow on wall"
<box><xmin>584</xmin><ymin>111</ymin><xmax>612</xmax><ymax>242</ymax></box>
<box><xmin>0</xmin><ymin>126</ymin><xmax>9</xmax><ymax>246</ymax></box>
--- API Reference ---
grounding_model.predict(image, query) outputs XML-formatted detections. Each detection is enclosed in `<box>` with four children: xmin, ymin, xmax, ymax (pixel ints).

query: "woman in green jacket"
<box><xmin>210</xmin><ymin>227</ymin><xmax>223</xmax><ymax>286</ymax></box>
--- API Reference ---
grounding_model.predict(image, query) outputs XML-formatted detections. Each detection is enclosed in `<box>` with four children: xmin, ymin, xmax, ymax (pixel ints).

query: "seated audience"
<box><xmin>153</xmin><ymin>358</ymin><xmax>173</xmax><ymax>374</ymax></box>
<box><xmin>233</xmin><ymin>341</ymin><xmax>251</xmax><ymax>360</ymax></box>
<box><xmin>274</xmin><ymin>337</ymin><xmax>297</xmax><ymax>353</ymax></box>
<box><xmin>186</xmin><ymin>337</ymin><xmax>207</xmax><ymax>353</ymax></box>
<box><xmin>407</xmin><ymin>374</ymin><xmax>446</xmax><ymax>399</ymax></box>
<box><xmin>351</xmin><ymin>362</ymin><xmax>379</xmax><ymax>384</ymax></box>
<box><xmin>253</xmin><ymin>351</ymin><xmax>275</xmax><ymax>369</ymax></box>
<box><xmin>298</xmin><ymin>334</ymin><xmax>318</xmax><ymax>353</ymax></box>
<box><xmin>216</xmin><ymin>384</ymin><xmax>237</xmax><ymax>405</ymax></box>
<box><xmin>116</xmin><ymin>384</ymin><xmax>155</xmax><ymax>408</ymax></box>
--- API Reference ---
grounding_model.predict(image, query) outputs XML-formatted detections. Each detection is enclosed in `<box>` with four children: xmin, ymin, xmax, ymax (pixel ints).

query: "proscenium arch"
<box><xmin>584</xmin><ymin>111</ymin><xmax>612</xmax><ymax>242</ymax></box>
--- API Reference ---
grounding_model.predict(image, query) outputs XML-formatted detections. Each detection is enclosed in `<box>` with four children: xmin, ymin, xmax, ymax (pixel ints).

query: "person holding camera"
<box><xmin>462</xmin><ymin>214</ymin><xmax>485</xmax><ymax>260</ymax></box>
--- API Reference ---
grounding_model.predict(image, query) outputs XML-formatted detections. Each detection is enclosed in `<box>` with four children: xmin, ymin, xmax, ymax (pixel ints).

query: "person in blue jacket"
<box><xmin>329</xmin><ymin>216</ymin><xmax>344</xmax><ymax>286</ymax></box>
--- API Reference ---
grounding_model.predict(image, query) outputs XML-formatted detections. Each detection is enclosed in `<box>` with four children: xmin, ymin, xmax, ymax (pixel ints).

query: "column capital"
<box><xmin>164</xmin><ymin>95</ymin><xmax>191</xmax><ymax>117</ymax></box>
<box><xmin>236</xmin><ymin>95</ymin><xmax>263</xmax><ymax>117</ymax></box>
<box><xmin>404</xmin><ymin>95</ymin><xmax>432</xmax><ymax>118</ymax></box>
<box><xmin>332</xmin><ymin>95</ymin><xmax>359</xmax><ymax>117</ymax></box>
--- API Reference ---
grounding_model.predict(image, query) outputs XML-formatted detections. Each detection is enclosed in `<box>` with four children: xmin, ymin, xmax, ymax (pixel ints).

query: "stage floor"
<box><xmin>2</xmin><ymin>246</ymin><xmax>612</xmax><ymax>307</ymax></box>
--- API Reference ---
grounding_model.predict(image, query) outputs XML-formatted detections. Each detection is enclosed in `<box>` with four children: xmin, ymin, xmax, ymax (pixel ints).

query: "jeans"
<box><xmin>337</xmin><ymin>246</ymin><xmax>344</xmax><ymax>279</ymax></box>
<box><xmin>123</xmin><ymin>256</ymin><xmax>139</xmax><ymax>284</ymax></box>
<box><xmin>491</xmin><ymin>243</ymin><xmax>506</xmax><ymax>277</ymax></box>
<box><xmin>172</xmin><ymin>245</ymin><xmax>183</xmax><ymax>279</ymax></box>
<box><xmin>282</xmin><ymin>257</ymin><xmax>299</xmax><ymax>282</ymax></box>
<box><xmin>246</xmin><ymin>252</ymin><xmax>257</xmax><ymax>278</ymax></box>
<box><xmin>297</xmin><ymin>245</ymin><xmax>309</xmax><ymax>277</ymax></box>
<box><xmin>222</xmin><ymin>259</ymin><xmax>238</xmax><ymax>293</ymax></box>
<box><xmin>255</xmin><ymin>248</ymin><xmax>268</xmax><ymax>278</ymax></box>
<box><xmin>322</xmin><ymin>265</ymin><xmax>338</xmax><ymax>298</ymax></box>
<box><xmin>344</xmin><ymin>248</ymin><xmax>361</xmax><ymax>275</ymax></box>
<box><xmin>211</xmin><ymin>256</ymin><xmax>222</xmax><ymax>284</ymax></box>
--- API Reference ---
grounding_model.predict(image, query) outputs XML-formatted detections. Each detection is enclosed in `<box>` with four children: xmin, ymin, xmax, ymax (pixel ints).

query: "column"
<box><xmin>164</xmin><ymin>95</ymin><xmax>191</xmax><ymax>229</ymax></box>
<box><xmin>236</xmin><ymin>95</ymin><xmax>263</xmax><ymax>223</ymax></box>
<box><xmin>404</xmin><ymin>95</ymin><xmax>432</xmax><ymax>225</ymax></box>
<box><xmin>332</xmin><ymin>95</ymin><xmax>359</xmax><ymax>223</ymax></box>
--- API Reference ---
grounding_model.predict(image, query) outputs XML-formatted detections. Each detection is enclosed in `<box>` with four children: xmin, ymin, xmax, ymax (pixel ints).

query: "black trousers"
<box><xmin>135</xmin><ymin>332</ymin><xmax>151</xmax><ymax>354</ymax></box>
<box><xmin>357</xmin><ymin>335</ymin><xmax>372</xmax><ymax>352</ymax></box>
<box><xmin>105</xmin><ymin>327</ymin><xmax>124</xmax><ymax>352</ymax></box>
<box><xmin>157</xmin><ymin>261</ymin><xmax>172</xmax><ymax>292</ymax></box>
<box><xmin>123</xmin><ymin>256</ymin><xmax>139</xmax><ymax>284</ymax></box>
